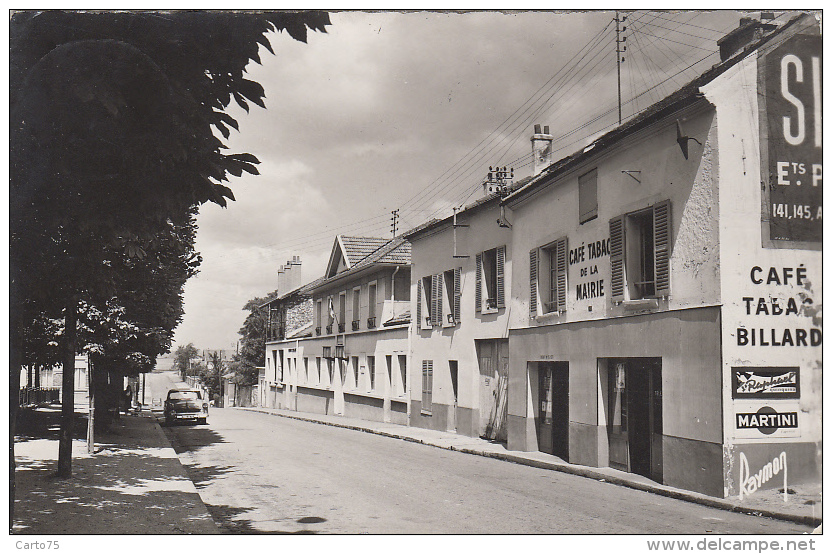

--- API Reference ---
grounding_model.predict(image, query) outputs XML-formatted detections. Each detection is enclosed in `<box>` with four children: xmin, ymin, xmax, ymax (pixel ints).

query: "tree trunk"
<box><xmin>57</xmin><ymin>294</ymin><xmax>77</xmax><ymax>477</ymax></box>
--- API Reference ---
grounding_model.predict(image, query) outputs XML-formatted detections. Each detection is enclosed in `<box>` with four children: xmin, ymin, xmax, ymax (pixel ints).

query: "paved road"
<box><xmin>148</xmin><ymin>371</ymin><xmax>811</xmax><ymax>534</ymax></box>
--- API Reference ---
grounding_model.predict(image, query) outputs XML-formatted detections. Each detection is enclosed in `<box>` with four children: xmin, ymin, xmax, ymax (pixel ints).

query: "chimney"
<box><xmin>276</xmin><ymin>264</ymin><xmax>287</xmax><ymax>293</ymax></box>
<box><xmin>277</xmin><ymin>256</ymin><xmax>302</xmax><ymax>294</ymax></box>
<box><xmin>717</xmin><ymin>17</ymin><xmax>777</xmax><ymax>62</ymax></box>
<box><xmin>531</xmin><ymin>124</ymin><xmax>554</xmax><ymax>176</ymax></box>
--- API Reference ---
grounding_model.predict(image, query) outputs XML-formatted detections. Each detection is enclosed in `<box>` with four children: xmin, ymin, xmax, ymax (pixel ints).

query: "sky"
<box><xmin>171</xmin><ymin>8</ymin><xmax>790</xmax><ymax>352</ymax></box>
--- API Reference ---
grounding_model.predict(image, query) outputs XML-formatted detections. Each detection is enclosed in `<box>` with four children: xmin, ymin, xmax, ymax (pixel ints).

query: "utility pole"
<box><xmin>391</xmin><ymin>209</ymin><xmax>399</xmax><ymax>238</ymax></box>
<box><xmin>615</xmin><ymin>11</ymin><xmax>627</xmax><ymax>125</ymax></box>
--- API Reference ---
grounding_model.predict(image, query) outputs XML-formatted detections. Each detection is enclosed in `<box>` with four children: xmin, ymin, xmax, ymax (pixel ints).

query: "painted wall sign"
<box><xmin>736</xmin><ymin>265</ymin><xmax>822</xmax><ymax>347</ymax></box>
<box><xmin>763</xmin><ymin>33</ymin><xmax>822</xmax><ymax>243</ymax></box>
<box><xmin>731</xmin><ymin>367</ymin><xmax>799</xmax><ymax>399</ymax></box>
<box><xmin>738</xmin><ymin>451</ymin><xmax>788</xmax><ymax>500</ymax></box>
<box><xmin>570</xmin><ymin>237</ymin><xmax>609</xmax><ymax>301</ymax></box>
<box><xmin>733</xmin><ymin>403</ymin><xmax>800</xmax><ymax>439</ymax></box>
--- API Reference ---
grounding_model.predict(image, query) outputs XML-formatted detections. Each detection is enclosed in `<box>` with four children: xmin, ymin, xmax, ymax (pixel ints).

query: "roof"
<box><xmin>311</xmin><ymin>235</ymin><xmax>412</xmax><ymax>293</ymax></box>
<box><xmin>383</xmin><ymin>309</ymin><xmax>411</xmax><ymax>327</ymax></box>
<box><xmin>258</xmin><ymin>276</ymin><xmax>325</xmax><ymax>309</ymax></box>
<box><xmin>340</xmin><ymin>236</ymin><xmax>390</xmax><ymax>266</ymax></box>
<box><xmin>403</xmin><ymin>175</ymin><xmax>533</xmax><ymax>240</ymax></box>
<box><xmin>505</xmin><ymin>13</ymin><xmax>811</xmax><ymax>205</ymax></box>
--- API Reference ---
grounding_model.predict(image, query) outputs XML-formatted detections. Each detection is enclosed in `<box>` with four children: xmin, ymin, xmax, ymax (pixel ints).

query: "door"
<box><xmin>537</xmin><ymin>362</ymin><xmax>569</xmax><ymax>460</ymax></box>
<box><xmin>448</xmin><ymin>361</ymin><xmax>459</xmax><ymax>432</ymax></box>
<box><xmin>607</xmin><ymin>358</ymin><xmax>663</xmax><ymax>481</ymax></box>
<box><xmin>334</xmin><ymin>358</ymin><xmax>345</xmax><ymax>414</ymax></box>
<box><xmin>478</xmin><ymin>339</ymin><xmax>508</xmax><ymax>441</ymax></box>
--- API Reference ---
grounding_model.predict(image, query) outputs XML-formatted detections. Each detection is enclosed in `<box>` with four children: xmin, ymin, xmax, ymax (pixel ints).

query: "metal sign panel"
<box><xmin>731</xmin><ymin>367</ymin><xmax>800</xmax><ymax>399</ymax></box>
<box><xmin>762</xmin><ymin>33</ymin><xmax>822</xmax><ymax>243</ymax></box>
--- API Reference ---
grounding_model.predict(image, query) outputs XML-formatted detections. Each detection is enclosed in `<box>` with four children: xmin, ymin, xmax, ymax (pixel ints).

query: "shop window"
<box><xmin>579</xmin><ymin>168</ymin><xmax>598</xmax><ymax>224</ymax></box>
<box><xmin>421</xmin><ymin>360</ymin><xmax>433</xmax><ymax>414</ymax></box>
<box><xmin>398</xmin><ymin>355</ymin><xmax>407</xmax><ymax>397</ymax></box>
<box><xmin>609</xmin><ymin>200</ymin><xmax>671</xmax><ymax>302</ymax></box>
<box><xmin>351</xmin><ymin>356</ymin><xmax>359</xmax><ymax>389</ymax></box>
<box><xmin>476</xmin><ymin>245</ymin><xmax>506</xmax><ymax>313</ymax></box>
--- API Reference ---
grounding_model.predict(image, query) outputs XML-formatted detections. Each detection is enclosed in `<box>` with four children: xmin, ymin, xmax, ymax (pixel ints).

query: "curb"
<box><xmin>241</xmin><ymin>407</ymin><xmax>821</xmax><ymax>528</ymax></box>
<box><xmin>145</xmin><ymin>413</ymin><xmax>222</xmax><ymax>533</ymax></box>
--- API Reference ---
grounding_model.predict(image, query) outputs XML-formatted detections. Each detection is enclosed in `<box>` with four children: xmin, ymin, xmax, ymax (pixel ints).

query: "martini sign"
<box><xmin>763</xmin><ymin>32</ymin><xmax>822</xmax><ymax>244</ymax></box>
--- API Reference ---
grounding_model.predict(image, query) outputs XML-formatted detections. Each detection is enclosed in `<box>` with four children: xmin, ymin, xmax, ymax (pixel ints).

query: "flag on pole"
<box><xmin>328</xmin><ymin>297</ymin><xmax>337</xmax><ymax>323</ymax></box>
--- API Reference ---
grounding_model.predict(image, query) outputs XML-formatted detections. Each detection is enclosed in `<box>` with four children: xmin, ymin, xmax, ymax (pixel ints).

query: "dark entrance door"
<box><xmin>538</xmin><ymin>361</ymin><xmax>569</xmax><ymax>460</ymax></box>
<box><xmin>607</xmin><ymin>358</ymin><xmax>662</xmax><ymax>481</ymax></box>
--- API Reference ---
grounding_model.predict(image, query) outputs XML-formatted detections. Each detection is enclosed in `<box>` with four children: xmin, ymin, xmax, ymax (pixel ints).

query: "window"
<box><xmin>303</xmin><ymin>357</ymin><xmax>309</xmax><ymax>385</ymax></box>
<box><xmin>338</xmin><ymin>293</ymin><xmax>346</xmax><ymax>333</ymax></box>
<box><xmin>326</xmin><ymin>296</ymin><xmax>334</xmax><ymax>333</ymax></box>
<box><xmin>316</xmin><ymin>357</ymin><xmax>322</xmax><ymax>385</ymax></box>
<box><xmin>579</xmin><ymin>168</ymin><xmax>598</xmax><ymax>224</ymax></box>
<box><xmin>476</xmin><ymin>245</ymin><xmax>506</xmax><ymax>313</ymax></box>
<box><xmin>351</xmin><ymin>356</ymin><xmax>359</xmax><ymax>389</ymax></box>
<box><xmin>315</xmin><ymin>300</ymin><xmax>322</xmax><ymax>335</ymax></box>
<box><xmin>368</xmin><ymin>282</ymin><xmax>377</xmax><ymax>328</ymax></box>
<box><xmin>421</xmin><ymin>360</ymin><xmax>433</xmax><ymax>414</ymax></box>
<box><xmin>352</xmin><ymin>287</ymin><xmax>361</xmax><ymax>331</ymax></box>
<box><xmin>443</xmin><ymin>268</ymin><xmax>461</xmax><ymax>326</ymax></box>
<box><xmin>610</xmin><ymin>200</ymin><xmax>671</xmax><ymax>302</ymax></box>
<box><xmin>367</xmin><ymin>355</ymin><xmax>375</xmax><ymax>391</ymax></box>
<box><xmin>417</xmin><ymin>276</ymin><xmax>432</xmax><ymax>329</ymax></box>
<box><xmin>398</xmin><ymin>355</ymin><xmax>407</xmax><ymax>396</ymax></box>
<box><xmin>530</xmin><ymin>238</ymin><xmax>567</xmax><ymax>317</ymax></box>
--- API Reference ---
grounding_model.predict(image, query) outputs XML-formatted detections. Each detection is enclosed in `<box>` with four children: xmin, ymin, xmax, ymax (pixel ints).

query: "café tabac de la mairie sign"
<box><xmin>763</xmin><ymin>32</ymin><xmax>822</xmax><ymax>244</ymax></box>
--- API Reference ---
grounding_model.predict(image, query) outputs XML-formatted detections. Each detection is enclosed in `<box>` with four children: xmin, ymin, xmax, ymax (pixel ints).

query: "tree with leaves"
<box><xmin>173</xmin><ymin>343</ymin><xmax>201</xmax><ymax>382</ymax></box>
<box><xmin>9</xmin><ymin>10</ymin><xmax>330</xmax><ymax>488</ymax></box>
<box><xmin>230</xmin><ymin>296</ymin><xmax>274</xmax><ymax>388</ymax></box>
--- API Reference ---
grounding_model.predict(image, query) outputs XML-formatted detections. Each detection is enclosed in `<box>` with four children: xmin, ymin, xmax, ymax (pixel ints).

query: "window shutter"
<box><xmin>529</xmin><ymin>249</ymin><xmax>538</xmax><ymax>319</ymax></box>
<box><xmin>556</xmin><ymin>238</ymin><xmax>568</xmax><ymax>313</ymax></box>
<box><xmin>416</xmin><ymin>279</ymin><xmax>422</xmax><ymax>329</ymax></box>
<box><xmin>609</xmin><ymin>216</ymin><xmax>626</xmax><ymax>302</ymax></box>
<box><xmin>496</xmin><ymin>245</ymin><xmax>506</xmax><ymax>308</ymax></box>
<box><xmin>475</xmin><ymin>252</ymin><xmax>482</xmax><ymax>313</ymax></box>
<box><xmin>433</xmin><ymin>273</ymin><xmax>443</xmax><ymax>326</ymax></box>
<box><xmin>453</xmin><ymin>267</ymin><xmax>462</xmax><ymax>323</ymax></box>
<box><xmin>653</xmin><ymin>200</ymin><xmax>671</xmax><ymax>297</ymax></box>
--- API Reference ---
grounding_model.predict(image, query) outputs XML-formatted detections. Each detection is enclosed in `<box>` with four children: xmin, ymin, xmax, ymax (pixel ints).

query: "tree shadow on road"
<box><xmin>203</xmin><ymin>503</ymin><xmax>322</xmax><ymax>534</ymax></box>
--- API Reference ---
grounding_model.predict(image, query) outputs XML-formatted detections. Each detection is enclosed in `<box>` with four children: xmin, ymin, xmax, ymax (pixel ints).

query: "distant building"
<box><xmin>265</xmin><ymin>236</ymin><xmax>411</xmax><ymax>423</ymax></box>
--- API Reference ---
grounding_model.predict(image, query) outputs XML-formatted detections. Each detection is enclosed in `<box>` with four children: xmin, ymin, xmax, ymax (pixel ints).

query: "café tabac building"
<box><xmin>501</xmin><ymin>14</ymin><xmax>821</xmax><ymax>497</ymax></box>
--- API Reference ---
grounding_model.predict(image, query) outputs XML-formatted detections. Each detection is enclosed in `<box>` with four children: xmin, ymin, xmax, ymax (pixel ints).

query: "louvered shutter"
<box><xmin>609</xmin><ymin>216</ymin><xmax>626</xmax><ymax>302</ymax></box>
<box><xmin>529</xmin><ymin>249</ymin><xmax>538</xmax><ymax>319</ymax></box>
<box><xmin>416</xmin><ymin>279</ymin><xmax>422</xmax><ymax>329</ymax></box>
<box><xmin>496</xmin><ymin>245</ymin><xmax>506</xmax><ymax>308</ymax></box>
<box><xmin>433</xmin><ymin>273</ymin><xmax>443</xmax><ymax>326</ymax></box>
<box><xmin>653</xmin><ymin>200</ymin><xmax>671</xmax><ymax>297</ymax></box>
<box><xmin>453</xmin><ymin>267</ymin><xmax>462</xmax><ymax>324</ymax></box>
<box><xmin>556</xmin><ymin>238</ymin><xmax>568</xmax><ymax>313</ymax></box>
<box><xmin>475</xmin><ymin>252</ymin><xmax>483</xmax><ymax>313</ymax></box>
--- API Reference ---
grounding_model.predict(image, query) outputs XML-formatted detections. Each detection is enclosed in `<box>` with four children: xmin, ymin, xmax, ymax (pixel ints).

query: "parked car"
<box><xmin>164</xmin><ymin>389</ymin><xmax>208</xmax><ymax>425</ymax></box>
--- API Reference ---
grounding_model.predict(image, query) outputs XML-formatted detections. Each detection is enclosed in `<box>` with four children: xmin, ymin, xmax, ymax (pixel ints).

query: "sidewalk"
<box><xmin>240</xmin><ymin>406</ymin><xmax>823</xmax><ymax>528</ymax></box>
<box><xmin>12</xmin><ymin>403</ymin><xmax>219</xmax><ymax>534</ymax></box>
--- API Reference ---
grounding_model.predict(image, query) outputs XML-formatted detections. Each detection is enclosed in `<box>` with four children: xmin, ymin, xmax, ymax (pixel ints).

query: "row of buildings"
<box><xmin>258</xmin><ymin>15</ymin><xmax>821</xmax><ymax>499</ymax></box>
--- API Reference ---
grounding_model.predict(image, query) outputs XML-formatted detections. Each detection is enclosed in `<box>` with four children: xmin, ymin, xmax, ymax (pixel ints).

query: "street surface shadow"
<box><xmin>13</xmin><ymin>446</ymin><xmax>217</xmax><ymax>534</ymax></box>
<box><xmin>162</xmin><ymin>424</ymin><xmax>227</xmax><ymax>454</ymax></box>
<box><xmin>205</xmin><ymin>503</ymin><xmax>318</xmax><ymax>534</ymax></box>
<box><xmin>15</xmin><ymin>406</ymin><xmax>88</xmax><ymax>443</ymax></box>
<box><xmin>180</xmin><ymin>462</ymin><xmax>235</xmax><ymax>487</ymax></box>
